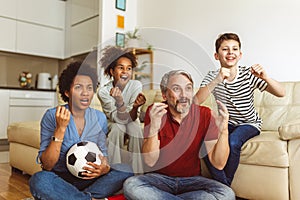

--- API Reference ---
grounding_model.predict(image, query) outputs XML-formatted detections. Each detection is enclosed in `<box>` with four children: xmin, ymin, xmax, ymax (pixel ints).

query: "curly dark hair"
<box><xmin>100</xmin><ymin>46</ymin><xmax>137</xmax><ymax>78</ymax></box>
<box><xmin>59</xmin><ymin>61</ymin><xmax>98</xmax><ymax>102</ymax></box>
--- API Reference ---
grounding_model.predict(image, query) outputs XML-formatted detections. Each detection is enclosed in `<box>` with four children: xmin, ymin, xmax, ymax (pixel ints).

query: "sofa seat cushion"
<box><xmin>240</xmin><ymin>131</ymin><xmax>289</xmax><ymax>168</ymax></box>
<box><xmin>7</xmin><ymin>121</ymin><xmax>40</xmax><ymax>149</ymax></box>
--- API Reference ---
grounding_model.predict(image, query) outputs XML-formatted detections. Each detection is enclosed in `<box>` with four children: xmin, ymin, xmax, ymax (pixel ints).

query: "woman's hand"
<box><xmin>81</xmin><ymin>156</ymin><xmax>110</xmax><ymax>179</ymax></box>
<box><xmin>56</xmin><ymin>106</ymin><xmax>70</xmax><ymax>128</ymax></box>
<box><xmin>55</xmin><ymin>106</ymin><xmax>70</xmax><ymax>136</ymax></box>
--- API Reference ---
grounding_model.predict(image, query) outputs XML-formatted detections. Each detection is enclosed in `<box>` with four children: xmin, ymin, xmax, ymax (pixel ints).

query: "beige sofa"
<box><xmin>7</xmin><ymin>82</ymin><xmax>300</xmax><ymax>200</ymax></box>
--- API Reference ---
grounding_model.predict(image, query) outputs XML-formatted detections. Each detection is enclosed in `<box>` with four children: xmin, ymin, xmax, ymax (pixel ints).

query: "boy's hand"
<box><xmin>251</xmin><ymin>64</ymin><xmax>268</xmax><ymax>80</ymax></box>
<box><xmin>217</xmin><ymin>67</ymin><xmax>231</xmax><ymax>83</ymax></box>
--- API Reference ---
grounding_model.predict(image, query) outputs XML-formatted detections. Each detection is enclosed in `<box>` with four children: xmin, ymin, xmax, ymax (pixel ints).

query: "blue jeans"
<box><xmin>123</xmin><ymin>173</ymin><xmax>235</xmax><ymax>200</ymax></box>
<box><xmin>204</xmin><ymin>124</ymin><xmax>260</xmax><ymax>186</ymax></box>
<box><xmin>29</xmin><ymin>163</ymin><xmax>133</xmax><ymax>200</ymax></box>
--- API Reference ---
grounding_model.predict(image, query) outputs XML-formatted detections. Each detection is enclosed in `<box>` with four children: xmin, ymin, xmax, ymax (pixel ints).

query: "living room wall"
<box><xmin>97</xmin><ymin>0</ymin><xmax>137</xmax><ymax>86</ymax></box>
<box><xmin>136</xmin><ymin>0</ymin><xmax>300</xmax><ymax>87</ymax></box>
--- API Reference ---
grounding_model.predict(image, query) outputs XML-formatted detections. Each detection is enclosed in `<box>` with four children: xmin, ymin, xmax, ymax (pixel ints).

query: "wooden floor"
<box><xmin>0</xmin><ymin>163</ymin><xmax>32</xmax><ymax>200</ymax></box>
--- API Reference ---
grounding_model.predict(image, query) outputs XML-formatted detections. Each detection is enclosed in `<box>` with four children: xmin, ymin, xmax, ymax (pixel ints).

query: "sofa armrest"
<box><xmin>278</xmin><ymin>119</ymin><xmax>300</xmax><ymax>140</ymax></box>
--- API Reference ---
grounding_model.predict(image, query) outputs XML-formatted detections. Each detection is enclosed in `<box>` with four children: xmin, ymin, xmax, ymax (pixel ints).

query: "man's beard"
<box><xmin>174</xmin><ymin>97</ymin><xmax>191</xmax><ymax>114</ymax></box>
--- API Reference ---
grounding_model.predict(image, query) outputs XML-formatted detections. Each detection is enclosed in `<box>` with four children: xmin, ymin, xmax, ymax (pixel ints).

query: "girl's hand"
<box><xmin>133</xmin><ymin>93</ymin><xmax>146</xmax><ymax>108</ymax></box>
<box><xmin>110</xmin><ymin>87</ymin><xmax>123</xmax><ymax>106</ymax></box>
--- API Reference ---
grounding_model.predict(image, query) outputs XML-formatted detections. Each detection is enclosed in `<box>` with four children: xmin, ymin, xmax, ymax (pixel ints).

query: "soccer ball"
<box><xmin>66</xmin><ymin>141</ymin><xmax>103</xmax><ymax>178</ymax></box>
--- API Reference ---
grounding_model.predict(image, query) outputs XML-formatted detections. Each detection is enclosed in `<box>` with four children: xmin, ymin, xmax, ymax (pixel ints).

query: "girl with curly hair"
<box><xmin>98</xmin><ymin>46</ymin><xmax>146</xmax><ymax>174</ymax></box>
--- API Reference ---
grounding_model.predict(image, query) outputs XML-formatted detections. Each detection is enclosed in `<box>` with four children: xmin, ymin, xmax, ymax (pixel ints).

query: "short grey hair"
<box><xmin>160</xmin><ymin>69</ymin><xmax>194</xmax><ymax>93</ymax></box>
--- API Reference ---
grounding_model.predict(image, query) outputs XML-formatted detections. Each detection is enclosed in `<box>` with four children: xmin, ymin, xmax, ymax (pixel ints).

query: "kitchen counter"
<box><xmin>0</xmin><ymin>86</ymin><xmax>55</xmax><ymax>92</ymax></box>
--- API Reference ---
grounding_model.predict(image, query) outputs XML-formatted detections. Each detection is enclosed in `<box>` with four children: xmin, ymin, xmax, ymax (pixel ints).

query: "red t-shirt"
<box><xmin>144</xmin><ymin>103</ymin><xmax>218</xmax><ymax>177</ymax></box>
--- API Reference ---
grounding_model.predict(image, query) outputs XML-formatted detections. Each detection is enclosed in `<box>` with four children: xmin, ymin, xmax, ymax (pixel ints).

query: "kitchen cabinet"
<box><xmin>70</xmin><ymin>16</ymin><xmax>99</xmax><ymax>56</ymax></box>
<box><xmin>0</xmin><ymin>89</ymin><xmax>55</xmax><ymax>139</ymax></box>
<box><xmin>0</xmin><ymin>0</ymin><xmax>17</xmax><ymax>18</ymax></box>
<box><xmin>0</xmin><ymin>0</ymin><xmax>65</xmax><ymax>58</ymax></box>
<box><xmin>15</xmin><ymin>0</ymin><xmax>65</xmax><ymax>58</ymax></box>
<box><xmin>16</xmin><ymin>21</ymin><xmax>64</xmax><ymax>58</ymax></box>
<box><xmin>0</xmin><ymin>90</ymin><xmax>9</xmax><ymax>139</ymax></box>
<box><xmin>16</xmin><ymin>0</ymin><xmax>65</xmax><ymax>29</ymax></box>
<box><xmin>8</xmin><ymin>90</ymin><xmax>56</xmax><ymax>125</ymax></box>
<box><xmin>0</xmin><ymin>18</ymin><xmax>16</xmax><ymax>52</ymax></box>
<box><xmin>66</xmin><ymin>0</ymin><xmax>99</xmax><ymax>57</ymax></box>
<box><xmin>71</xmin><ymin>0</ymin><xmax>99</xmax><ymax>25</ymax></box>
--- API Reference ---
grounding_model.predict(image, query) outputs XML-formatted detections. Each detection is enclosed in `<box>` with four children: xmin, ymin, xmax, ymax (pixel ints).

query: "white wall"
<box><xmin>100</xmin><ymin>0</ymin><xmax>137</xmax><ymax>46</ymax></box>
<box><xmin>98</xmin><ymin>0</ymin><xmax>137</xmax><ymax>86</ymax></box>
<box><xmin>137</xmin><ymin>0</ymin><xmax>300</xmax><ymax>86</ymax></box>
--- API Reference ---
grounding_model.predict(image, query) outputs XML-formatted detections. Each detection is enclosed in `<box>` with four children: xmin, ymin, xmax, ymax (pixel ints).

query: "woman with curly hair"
<box><xmin>29</xmin><ymin>61</ymin><xmax>133</xmax><ymax>199</ymax></box>
<box><xmin>98</xmin><ymin>46</ymin><xmax>146</xmax><ymax>174</ymax></box>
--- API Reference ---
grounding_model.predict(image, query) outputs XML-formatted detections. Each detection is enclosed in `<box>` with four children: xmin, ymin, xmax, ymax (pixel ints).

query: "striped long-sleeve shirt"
<box><xmin>200</xmin><ymin>66</ymin><xmax>268</xmax><ymax>130</ymax></box>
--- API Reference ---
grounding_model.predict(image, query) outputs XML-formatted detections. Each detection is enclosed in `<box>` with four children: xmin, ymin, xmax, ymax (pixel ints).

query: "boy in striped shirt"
<box><xmin>194</xmin><ymin>32</ymin><xmax>285</xmax><ymax>186</ymax></box>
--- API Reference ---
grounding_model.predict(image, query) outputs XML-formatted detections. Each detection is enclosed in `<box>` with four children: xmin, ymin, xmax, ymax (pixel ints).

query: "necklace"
<box><xmin>78</xmin><ymin>127</ymin><xmax>83</xmax><ymax>134</ymax></box>
<box><xmin>74</xmin><ymin>117</ymin><xmax>85</xmax><ymax>135</ymax></box>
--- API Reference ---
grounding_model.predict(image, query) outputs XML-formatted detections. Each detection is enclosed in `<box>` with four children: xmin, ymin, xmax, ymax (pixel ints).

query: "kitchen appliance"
<box><xmin>37</xmin><ymin>73</ymin><xmax>51</xmax><ymax>89</ymax></box>
<box><xmin>51</xmin><ymin>74</ymin><xmax>58</xmax><ymax>89</ymax></box>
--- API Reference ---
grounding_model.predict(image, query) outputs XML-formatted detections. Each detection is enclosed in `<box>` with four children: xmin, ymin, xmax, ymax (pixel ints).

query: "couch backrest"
<box><xmin>254</xmin><ymin>81</ymin><xmax>300</xmax><ymax>131</ymax></box>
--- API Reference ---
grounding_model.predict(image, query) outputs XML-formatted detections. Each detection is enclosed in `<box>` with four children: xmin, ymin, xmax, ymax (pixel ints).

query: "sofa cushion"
<box><xmin>279</xmin><ymin>119</ymin><xmax>300</xmax><ymax>140</ymax></box>
<box><xmin>240</xmin><ymin>131</ymin><xmax>289</xmax><ymax>167</ymax></box>
<box><xmin>254</xmin><ymin>82</ymin><xmax>300</xmax><ymax>132</ymax></box>
<box><xmin>141</xmin><ymin>89</ymin><xmax>161</xmax><ymax>113</ymax></box>
<box><xmin>7</xmin><ymin>121</ymin><xmax>41</xmax><ymax>149</ymax></box>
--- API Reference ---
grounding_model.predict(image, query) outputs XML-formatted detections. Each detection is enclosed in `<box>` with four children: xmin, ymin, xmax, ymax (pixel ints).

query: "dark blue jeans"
<box><xmin>29</xmin><ymin>163</ymin><xmax>133</xmax><ymax>200</ymax></box>
<box><xmin>204</xmin><ymin>124</ymin><xmax>260</xmax><ymax>186</ymax></box>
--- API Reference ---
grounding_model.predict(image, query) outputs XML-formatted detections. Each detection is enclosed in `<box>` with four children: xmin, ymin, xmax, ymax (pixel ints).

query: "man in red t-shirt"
<box><xmin>124</xmin><ymin>70</ymin><xmax>235</xmax><ymax>200</ymax></box>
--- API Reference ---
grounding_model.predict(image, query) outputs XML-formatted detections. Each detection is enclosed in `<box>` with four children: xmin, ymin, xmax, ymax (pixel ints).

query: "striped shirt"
<box><xmin>200</xmin><ymin>66</ymin><xmax>268</xmax><ymax>130</ymax></box>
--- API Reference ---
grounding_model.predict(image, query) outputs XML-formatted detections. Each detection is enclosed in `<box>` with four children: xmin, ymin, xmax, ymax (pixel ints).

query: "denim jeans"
<box><xmin>123</xmin><ymin>173</ymin><xmax>235</xmax><ymax>200</ymax></box>
<box><xmin>204</xmin><ymin>124</ymin><xmax>260</xmax><ymax>186</ymax></box>
<box><xmin>29</xmin><ymin>163</ymin><xmax>133</xmax><ymax>200</ymax></box>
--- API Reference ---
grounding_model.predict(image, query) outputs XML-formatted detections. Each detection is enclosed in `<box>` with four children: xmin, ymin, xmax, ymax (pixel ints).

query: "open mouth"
<box><xmin>80</xmin><ymin>99</ymin><xmax>89</xmax><ymax>105</ymax></box>
<box><xmin>177</xmin><ymin>98</ymin><xmax>190</xmax><ymax>104</ymax></box>
<box><xmin>120</xmin><ymin>75</ymin><xmax>128</xmax><ymax>80</ymax></box>
<box><xmin>226</xmin><ymin>56</ymin><xmax>236</xmax><ymax>61</ymax></box>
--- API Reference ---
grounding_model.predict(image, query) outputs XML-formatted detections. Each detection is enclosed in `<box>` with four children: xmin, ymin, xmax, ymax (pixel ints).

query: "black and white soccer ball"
<box><xmin>66</xmin><ymin>141</ymin><xmax>103</xmax><ymax>178</ymax></box>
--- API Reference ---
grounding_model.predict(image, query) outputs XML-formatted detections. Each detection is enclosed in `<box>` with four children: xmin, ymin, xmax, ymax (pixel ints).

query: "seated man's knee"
<box><xmin>123</xmin><ymin>176</ymin><xmax>140</xmax><ymax>193</ymax></box>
